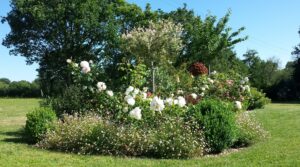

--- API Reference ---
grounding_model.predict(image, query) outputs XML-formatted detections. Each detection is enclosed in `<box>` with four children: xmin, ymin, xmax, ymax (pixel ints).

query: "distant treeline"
<box><xmin>0</xmin><ymin>78</ymin><xmax>41</xmax><ymax>97</ymax></box>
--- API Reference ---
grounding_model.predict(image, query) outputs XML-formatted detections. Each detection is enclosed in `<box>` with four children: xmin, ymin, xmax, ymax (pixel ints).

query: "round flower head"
<box><xmin>66</xmin><ymin>59</ymin><xmax>72</xmax><ymax>64</ymax></box>
<box><xmin>106</xmin><ymin>90</ymin><xmax>113</xmax><ymax>97</ymax></box>
<box><xmin>235</xmin><ymin>101</ymin><xmax>242</xmax><ymax>110</ymax></box>
<box><xmin>191</xmin><ymin>93</ymin><xmax>197</xmax><ymax>99</ymax></box>
<box><xmin>125</xmin><ymin>95</ymin><xmax>135</xmax><ymax>106</ymax></box>
<box><xmin>150</xmin><ymin>96</ymin><xmax>165</xmax><ymax>112</ymax></box>
<box><xmin>125</xmin><ymin>86</ymin><xmax>134</xmax><ymax>95</ymax></box>
<box><xmin>82</xmin><ymin>66</ymin><xmax>91</xmax><ymax>73</ymax></box>
<box><xmin>97</xmin><ymin>82</ymin><xmax>107</xmax><ymax>91</ymax></box>
<box><xmin>129</xmin><ymin>107</ymin><xmax>142</xmax><ymax>120</ymax></box>
<box><xmin>80</xmin><ymin>61</ymin><xmax>89</xmax><ymax>68</ymax></box>
<box><xmin>80</xmin><ymin>61</ymin><xmax>90</xmax><ymax>73</ymax></box>
<box><xmin>177</xmin><ymin>96</ymin><xmax>186</xmax><ymax>107</ymax></box>
<box><xmin>244</xmin><ymin>77</ymin><xmax>249</xmax><ymax>82</ymax></box>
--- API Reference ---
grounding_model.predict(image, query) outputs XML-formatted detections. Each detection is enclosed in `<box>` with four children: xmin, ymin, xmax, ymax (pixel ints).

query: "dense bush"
<box><xmin>25</xmin><ymin>107</ymin><xmax>57</xmax><ymax>143</ymax></box>
<box><xmin>51</xmin><ymin>85</ymin><xmax>88</xmax><ymax>116</ymax></box>
<box><xmin>247</xmin><ymin>88</ymin><xmax>271</xmax><ymax>110</ymax></box>
<box><xmin>186</xmin><ymin>99</ymin><xmax>237</xmax><ymax>153</ymax></box>
<box><xmin>234</xmin><ymin>112</ymin><xmax>268</xmax><ymax>147</ymax></box>
<box><xmin>39</xmin><ymin>115</ymin><xmax>204</xmax><ymax>159</ymax></box>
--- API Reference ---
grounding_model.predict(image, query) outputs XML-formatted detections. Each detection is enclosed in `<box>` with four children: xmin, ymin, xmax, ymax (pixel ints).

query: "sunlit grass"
<box><xmin>0</xmin><ymin>98</ymin><xmax>299</xmax><ymax>166</ymax></box>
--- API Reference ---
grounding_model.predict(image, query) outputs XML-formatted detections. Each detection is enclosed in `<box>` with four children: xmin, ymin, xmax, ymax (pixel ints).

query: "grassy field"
<box><xmin>0</xmin><ymin>98</ymin><xmax>299</xmax><ymax>167</ymax></box>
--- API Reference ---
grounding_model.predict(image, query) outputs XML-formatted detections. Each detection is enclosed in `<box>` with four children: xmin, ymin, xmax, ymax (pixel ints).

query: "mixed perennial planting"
<box><xmin>25</xmin><ymin>19</ymin><xmax>270</xmax><ymax>159</ymax></box>
<box><xmin>25</xmin><ymin>59</ymin><xmax>270</xmax><ymax>158</ymax></box>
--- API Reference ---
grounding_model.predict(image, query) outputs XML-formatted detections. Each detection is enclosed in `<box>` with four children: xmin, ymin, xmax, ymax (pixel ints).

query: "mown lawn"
<box><xmin>0</xmin><ymin>98</ymin><xmax>299</xmax><ymax>167</ymax></box>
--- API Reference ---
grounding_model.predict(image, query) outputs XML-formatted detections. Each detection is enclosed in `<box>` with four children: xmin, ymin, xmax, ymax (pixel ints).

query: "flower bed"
<box><xmin>26</xmin><ymin>60</ymin><xmax>269</xmax><ymax>158</ymax></box>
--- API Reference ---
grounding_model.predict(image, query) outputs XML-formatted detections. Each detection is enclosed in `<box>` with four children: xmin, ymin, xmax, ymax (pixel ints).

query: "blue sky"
<box><xmin>1</xmin><ymin>0</ymin><xmax>300</xmax><ymax>81</ymax></box>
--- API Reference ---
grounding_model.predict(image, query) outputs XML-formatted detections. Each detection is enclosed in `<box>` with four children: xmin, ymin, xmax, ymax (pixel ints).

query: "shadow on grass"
<box><xmin>0</xmin><ymin>129</ymin><xmax>32</xmax><ymax>144</ymax></box>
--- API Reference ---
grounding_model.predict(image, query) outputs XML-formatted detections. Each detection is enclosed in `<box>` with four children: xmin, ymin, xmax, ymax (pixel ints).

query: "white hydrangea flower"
<box><xmin>191</xmin><ymin>93</ymin><xmax>197</xmax><ymax>99</ymax></box>
<box><xmin>97</xmin><ymin>82</ymin><xmax>107</xmax><ymax>91</ymax></box>
<box><xmin>129</xmin><ymin>107</ymin><xmax>142</xmax><ymax>120</ymax></box>
<box><xmin>211</xmin><ymin>71</ymin><xmax>217</xmax><ymax>75</ymax></box>
<box><xmin>200</xmin><ymin>92</ymin><xmax>205</xmax><ymax>97</ymax></box>
<box><xmin>164</xmin><ymin>97</ymin><xmax>174</xmax><ymax>106</ymax></box>
<box><xmin>201</xmin><ymin>87</ymin><xmax>206</xmax><ymax>91</ymax></box>
<box><xmin>106</xmin><ymin>90</ymin><xmax>113</xmax><ymax>97</ymax></box>
<box><xmin>125</xmin><ymin>95</ymin><xmax>135</xmax><ymax>106</ymax></box>
<box><xmin>177</xmin><ymin>96</ymin><xmax>186</xmax><ymax>107</ymax></box>
<box><xmin>150</xmin><ymin>96</ymin><xmax>165</xmax><ymax>112</ymax></box>
<box><xmin>125</xmin><ymin>86</ymin><xmax>134</xmax><ymax>95</ymax></box>
<box><xmin>244</xmin><ymin>77</ymin><xmax>249</xmax><ymax>82</ymax></box>
<box><xmin>235</xmin><ymin>101</ymin><xmax>242</xmax><ymax>110</ymax></box>
<box><xmin>66</xmin><ymin>59</ymin><xmax>72</xmax><ymax>63</ymax></box>
<box><xmin>208</xmin><ymin>78</ymin><xmax>214</xmax><ymax>84</ymax></box>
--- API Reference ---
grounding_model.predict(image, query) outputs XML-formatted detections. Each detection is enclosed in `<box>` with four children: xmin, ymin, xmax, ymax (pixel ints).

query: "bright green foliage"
<box><xmin>186</xmin><ymin>99</ymin><xmax>237</xmax><ymax>153</ymax></box>
<box><xmin>166</xmin><ymin>6</ymin><xmax>247</xmax><ymax>71</ymax></box>
<box><xmin>243</xmin><ymin>50</ymin><xmax>280</xmax><ymax>91</ymax></box>
<box><xmin>25</xmin><ymin>107</ymin><xmax>57</xmax><ymax>143</ymax></box>
<box><xmin>247</xmin><ymin>88</ymin><xmax>271</xmax><ymax>110</ymax></box>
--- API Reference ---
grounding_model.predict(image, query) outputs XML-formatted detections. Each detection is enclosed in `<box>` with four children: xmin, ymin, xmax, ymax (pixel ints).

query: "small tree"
<box><xmin>121</xmin><ymin>19</ymin><xmax>183</xmax><ymax>67</ymax></box>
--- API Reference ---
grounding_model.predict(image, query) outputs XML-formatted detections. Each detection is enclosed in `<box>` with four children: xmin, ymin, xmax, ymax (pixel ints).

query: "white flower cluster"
<box><xmin>150</xmin><ymin>96</ymin><xmax>165</xmax><ymax>112</ymax></box>
<box><xmin>96</xmin><ymin>82</ymin><xmax>106</xmax><ymax>92</ymax></box>
<box><xmin>240</xmin><ymin>77</ymin><xmax>250</xmax><ymax>92</ymax></box>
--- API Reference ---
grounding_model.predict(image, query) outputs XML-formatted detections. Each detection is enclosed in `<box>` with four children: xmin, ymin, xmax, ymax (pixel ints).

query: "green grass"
<box><xmin>0</xmin><ymin>98</ymin><xmax>299</xmax><ymax>167</ymax></box>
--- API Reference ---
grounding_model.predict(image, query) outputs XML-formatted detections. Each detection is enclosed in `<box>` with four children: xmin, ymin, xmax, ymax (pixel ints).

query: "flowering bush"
<box><xmin>34</xmin><ymin>58</ymin><xmax>270</xmax><ymax>158</ymax></box>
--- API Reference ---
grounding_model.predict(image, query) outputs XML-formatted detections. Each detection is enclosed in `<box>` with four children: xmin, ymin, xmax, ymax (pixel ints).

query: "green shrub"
<box><xmin>234</xmin><ymin>112</ymin><xmax>268</xmax><ymax>147</ymax></box>
<box><xmin>247</xmin><ymin>88</ymin><xmax>271</xmax><ymax>110</ymax></box>
<box><xmin>25</xmin><ymin>107</ymin><xmax>57</xmax><ymax>143</ymax></box>
<box><xmin>51</xmin><ymin>85</ymin><xmax>89</xmax><ymax>116</ymax></box>
<box><xmin>186</xmin><ymin>99</ymin><xmax>237</xmax><ymax>153</ymax></box>
<box><xmin>39</xmin><ymin>115</ymin><xmax>204</xmax><ymax>159</ymax></box>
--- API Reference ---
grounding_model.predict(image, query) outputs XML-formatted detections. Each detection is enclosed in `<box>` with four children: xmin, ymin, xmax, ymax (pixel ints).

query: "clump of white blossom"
<box><xmin>80</xmin><ymin>61</ymin><xmax>91</xmax><ymax>73</ymax></box>
<box><xmin>129</xmin><ymin>107</ymin><xmax>142</xmax><ymax>120</ymax></box>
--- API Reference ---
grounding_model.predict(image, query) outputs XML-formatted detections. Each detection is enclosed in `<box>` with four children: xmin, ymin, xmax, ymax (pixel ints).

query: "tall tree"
<box><xmin>2</xmin><ymin>0</ymin><xmax>154</xmax><ymax>95</ymax></box>
<box><xmin>165</xmin><ymin>5</ymin><xmax>247</xmax><ymax>71</ymax></box>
